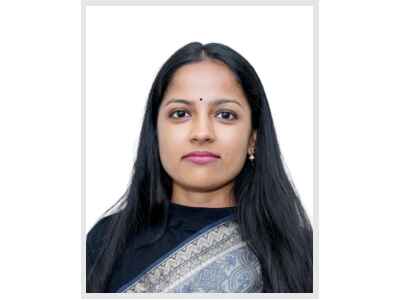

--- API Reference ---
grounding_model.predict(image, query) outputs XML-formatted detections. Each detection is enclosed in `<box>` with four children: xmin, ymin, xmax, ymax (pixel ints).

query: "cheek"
<box><xmin>157</xmin><ymin>125</ymin><xmax>185</xmax><ymax>168</ymax></box>
<box><xmin>158</xmin><ymin>125</ymin><xmax>185</xmax><ymax>149</ymax></box>
<box><xmin>219</xmin><ymin>130</ymin><xmax>249</xmax><ymax>161</ymax></box>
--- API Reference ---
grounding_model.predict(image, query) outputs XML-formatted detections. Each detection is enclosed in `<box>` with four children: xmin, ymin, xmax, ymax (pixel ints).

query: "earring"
<box><xmin>248</xmin><ymin>148</ymin><xmax>255</xmax><ymax>161</ymax></box>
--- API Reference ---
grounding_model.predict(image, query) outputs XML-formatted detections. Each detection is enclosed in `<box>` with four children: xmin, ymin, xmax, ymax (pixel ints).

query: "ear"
<box><xmin>249</xmin><ymin>130</ymin><xmax>257</xmax><ymax>149</ymax></box>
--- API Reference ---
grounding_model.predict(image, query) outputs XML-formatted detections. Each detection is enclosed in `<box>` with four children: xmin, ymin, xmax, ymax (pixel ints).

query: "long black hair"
<box><xmin>86</xmin><ymin>41</ymin><xmax>313</xmax><ymax>293</ymax></box>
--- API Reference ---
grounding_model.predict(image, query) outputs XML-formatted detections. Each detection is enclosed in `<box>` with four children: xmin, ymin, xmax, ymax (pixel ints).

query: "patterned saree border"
<box><xmin>119</xmin><ymin>215</ymin><xmax>241</xmax><ymax>293</ymax></box>
<box><xmin>164</xmin><ymin>241</ymin><xmax>248</xmax><ymax>292</ymax></box>
<box><xmin>116</xmin><ymin>214</ymin><xmax>236</xmax><ymax>292</ymax></box>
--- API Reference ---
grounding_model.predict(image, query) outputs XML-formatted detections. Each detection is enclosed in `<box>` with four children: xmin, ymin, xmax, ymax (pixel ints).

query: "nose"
<box><xmin>189</xmin><ymin>113</ymin><xmax>216</xmax><ymax>144</ymax></box>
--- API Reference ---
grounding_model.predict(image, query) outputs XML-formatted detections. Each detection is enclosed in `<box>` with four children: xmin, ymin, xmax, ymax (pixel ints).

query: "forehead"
<box><xmin>163</xmin><ymin>60</ymin><xmax>247</xmax><ymax>105</ymax></box>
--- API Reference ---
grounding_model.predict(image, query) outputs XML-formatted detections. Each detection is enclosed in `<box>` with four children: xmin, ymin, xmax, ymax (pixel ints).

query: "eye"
<box><xmin>168</xmin><ymin>109</ymin><xmax>238</xmax><ymax>121</ymax></box>
<box><xmin>169</xmin><ymin>110</ymin><xmax>190</xmax><ymax>119</ymax></box>
<box><xmin>216</xmin><ymin>111</ymin><xmax>238</xmax><ymax>121</ymax></box>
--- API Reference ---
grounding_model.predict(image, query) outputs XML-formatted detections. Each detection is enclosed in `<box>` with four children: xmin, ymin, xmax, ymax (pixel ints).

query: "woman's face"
<box><xmin>157</xmin><ymin>59</ymin><xmax>256</xmax><ymax>193</ymax></box>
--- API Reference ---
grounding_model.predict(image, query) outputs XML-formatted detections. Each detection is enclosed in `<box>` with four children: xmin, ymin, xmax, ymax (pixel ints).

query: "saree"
<box><xmin>116</xmin><ymin>215</ymin><xmax>263</xmax><ymax>293</ymax></box>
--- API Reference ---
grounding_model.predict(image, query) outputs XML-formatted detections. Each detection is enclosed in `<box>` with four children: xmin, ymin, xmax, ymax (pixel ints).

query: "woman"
<box><xmin>86</xmin><ymin>41</ymin><xmax>313</xmax><ymax>293</ymax></box>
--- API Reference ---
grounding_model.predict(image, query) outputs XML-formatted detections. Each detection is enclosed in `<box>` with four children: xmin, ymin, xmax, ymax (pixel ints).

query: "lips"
<box><xmin>182</xmin><ymin>151</ymin><xmax>220</xmax><ymax>159</ymax></box>
<box><xmin>182</xmin><ymin>151</ymin><xmax>220</xmax><ymax>165</ymax></box>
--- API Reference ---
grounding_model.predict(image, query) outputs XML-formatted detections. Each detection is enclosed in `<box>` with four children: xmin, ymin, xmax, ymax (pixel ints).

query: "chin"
<box><xmin>185</xmin><ymin>176</ymin><xmax>230</xmax><ymax>189</ymax></box>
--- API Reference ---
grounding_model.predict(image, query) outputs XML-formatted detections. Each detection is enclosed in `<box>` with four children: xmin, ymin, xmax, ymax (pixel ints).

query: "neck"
<box><xmin>170</xmin><ymin>181</ymin><xmax>236</xmax><ymax>208</ymax></box>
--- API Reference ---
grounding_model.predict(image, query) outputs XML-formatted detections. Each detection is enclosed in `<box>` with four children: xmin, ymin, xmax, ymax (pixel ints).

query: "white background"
<box><xmin>1</xmin><ymin>0</ymin><xmax>400</xmax><ymax>299</ymax></box>
<box><xmin>86</xmin><ymin>5</ymin><xmax>314</xmax><ymax>231</ymax></box>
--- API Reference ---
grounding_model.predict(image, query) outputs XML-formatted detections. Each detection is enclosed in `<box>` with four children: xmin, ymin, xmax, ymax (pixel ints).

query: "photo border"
<box><xmin>81</xmin><ymin>0</ymin><xmax>319</xmax><ymax>298</ymax></box>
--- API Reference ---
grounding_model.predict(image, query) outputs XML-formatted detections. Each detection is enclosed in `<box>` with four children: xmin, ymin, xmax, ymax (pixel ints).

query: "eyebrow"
<box><xmin>164</xmin><ymin>98</ymin><xmax>243</xmax><ymax>109</ymax></box>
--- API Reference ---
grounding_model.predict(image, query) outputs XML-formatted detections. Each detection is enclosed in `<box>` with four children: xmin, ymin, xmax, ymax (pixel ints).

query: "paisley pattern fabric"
<box><xmin>117</xmin><ymin>216</ymin><xmax>263</xmax><ymax>293</ymax></box>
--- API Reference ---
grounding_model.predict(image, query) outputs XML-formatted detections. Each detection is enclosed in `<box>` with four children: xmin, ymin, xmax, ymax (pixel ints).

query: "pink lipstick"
<box><xmin>182</xmin><ymin>151</ymin><xmax>220</xmax><ymax>165</ymax></box>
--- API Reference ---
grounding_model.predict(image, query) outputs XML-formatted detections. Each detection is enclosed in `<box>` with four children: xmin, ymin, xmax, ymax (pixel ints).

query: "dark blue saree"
<box><xmin>116</xmin><ymin>215</ymin><xmax>263</xmax><ymax>293</ymax></box>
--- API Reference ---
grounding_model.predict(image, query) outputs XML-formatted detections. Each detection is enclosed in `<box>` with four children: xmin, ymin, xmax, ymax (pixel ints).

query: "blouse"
<box><xmin>86</xmin><ymin>201</ymin><xmax>236</xmax><ymax>292</ymax></box>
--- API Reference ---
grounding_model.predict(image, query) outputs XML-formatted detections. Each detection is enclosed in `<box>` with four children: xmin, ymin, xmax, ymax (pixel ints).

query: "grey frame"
<box><xmin>81</xmin><ymin>0</ymin><xmax>319</xmax><ymax>298</ymax></box>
